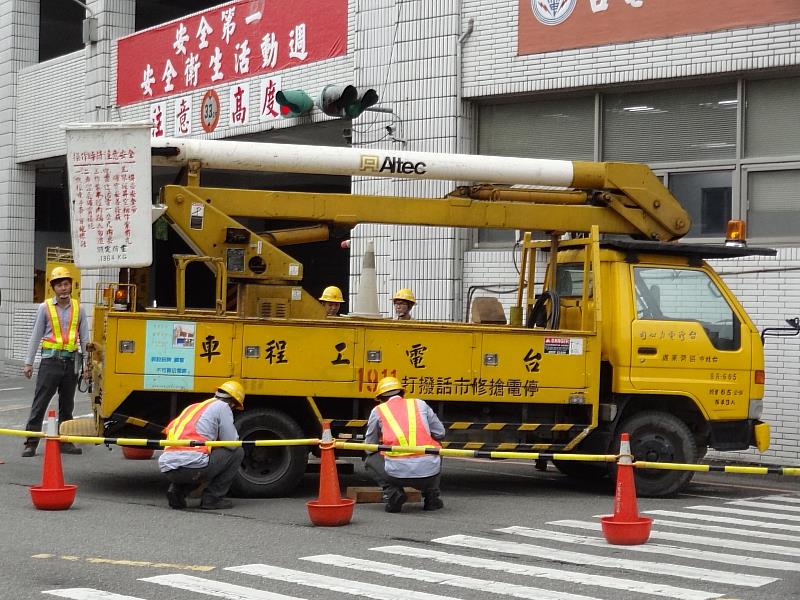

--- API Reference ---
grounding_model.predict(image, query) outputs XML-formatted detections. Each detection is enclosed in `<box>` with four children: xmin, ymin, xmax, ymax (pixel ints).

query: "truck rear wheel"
<box><xmin>616</xmin><ymin>411</ymin><xmax>697</xmax><ymax>498</ymax></box>
<box><xmin>230</xmin><ymin>408</ymin><xmax>308</xmax><ymax>498</ymax></box>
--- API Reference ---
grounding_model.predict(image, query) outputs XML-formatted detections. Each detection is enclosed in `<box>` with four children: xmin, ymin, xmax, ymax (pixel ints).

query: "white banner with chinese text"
<box><xmin>64</xmin><ymin>122</ymin><xmax>153</xmax><ymax>269</ymax></box>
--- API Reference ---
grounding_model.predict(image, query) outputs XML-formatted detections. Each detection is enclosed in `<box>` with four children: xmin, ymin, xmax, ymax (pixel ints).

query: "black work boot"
<box><xmin>200</xmin><ymin>497</ymin><xmax>234</xmax><ymax>510</ymax></box>
<box><xmin>166</xmin><ymin>483</ymin><xmax>188</xmax><ymax>509</ymax></box>
<box><xmin>385</xmin><ymin>489</ymin><xmax>407</xmax><ymax>513</ymax></box>
<box><xmin>423</xmin><ymin>491</ymin><xmax>444</xmax><ymax>511</ymax></box>
<box><xmin>60</xmin><ymin>442</ymin><xmax>83</xmax><ymax>455</ymax></box>
<box><xmin>21</xmin><ymin>443</ymin><xmax>37</xmax><ymax>458</ymax></box>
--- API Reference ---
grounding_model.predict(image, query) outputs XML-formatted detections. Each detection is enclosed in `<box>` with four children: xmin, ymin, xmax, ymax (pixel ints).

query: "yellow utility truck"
<box><xmin>75</xmin><ymin>132</ymin><xmax>774</xmax><ymax>497</ymax></box>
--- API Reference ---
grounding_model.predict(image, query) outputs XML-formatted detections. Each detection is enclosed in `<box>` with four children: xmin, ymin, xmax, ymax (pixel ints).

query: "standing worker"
<box><xmin>158</xmin><ymin>380</ymin><xmax>246</xmax><ymax>510</ymax></box>
<box><xmin>21</xmin><ymin>266</ymin><xmax>89</xmax><ymax>457</ymax></box>
<box><xmin>392</xmin><ymin>288</ymin><xmax>416</xmax><ymax>320</ymax></box>
<box><xmin>364</xmin><ymin>376</ymin><xmax>445</xmax><ymax>513</ymax></box>
<box><xmin>319</xmin><ymin>285</ymin><xmax>345</xmax><ymax>317</ymax></box>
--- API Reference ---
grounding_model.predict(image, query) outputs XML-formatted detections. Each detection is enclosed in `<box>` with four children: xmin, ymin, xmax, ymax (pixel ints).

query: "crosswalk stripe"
<box><xmin>372</xmin><ymin>545</ymin><xmax>721</xmax><ymax>600</ymax></box>
<box><xmin>549</xmin><ymin>519</ymin><xmax>800</xmax><ymax>557</ymax></box>
<box><xmin>686</xmin><ymin>505</ymin><xmax>800</xmax><ymax>522</ymax></box>
<box><xmin>141</xmin><ymin>574</ymin><xmax>304</xmax><ymax>599</ymax></box>
<box><xmin>760</xmin><ymin>495</ymin><xmax>800</xmax><ymax>504</ymax></box>
<box><xmin>226</xmin><ymin>564</ymin><xmax>462</xmax><ymax>600</ymax></box>
<box><xmin>432</xmin><ymin>534</ymin><xmax>777</xmax><ymax>587</ymax></box>
<box><xmin>500</xmin><ymin>526</ymin><xmax>800</xmax><ymax>571</ymax></box>
<box><xmin>43</xmin><ymin>591</ymin><xmax>144</xmax><ymax>600</ymax></box>
<box><xmin>302</xmin><ymin>553</ymin><xmax>603</xmax><ymax>600</ymax></box>
<box><xmin>726</xmin><ymin>500</ymin><xmax>800</xmax><ymax>513</ymax></box>
<box><xmin>643</xmin><ymin>509</ymin><xmax>800</xmax><ymax>533</ymax></box>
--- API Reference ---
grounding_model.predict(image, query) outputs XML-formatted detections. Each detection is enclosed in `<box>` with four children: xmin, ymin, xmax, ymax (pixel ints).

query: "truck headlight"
<box><xmin>748</xmin><ymin>399</ymin><xmax>763</xmax><ymax>420</ymax></box>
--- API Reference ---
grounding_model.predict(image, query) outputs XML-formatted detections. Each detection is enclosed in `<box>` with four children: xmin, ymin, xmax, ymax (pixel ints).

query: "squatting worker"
<box><xmin>364</xmin><ymin>376</ymin><xmax>445</xmax><ymax>513</ymax></box>
<box><xmin>392</xmin><ymin>288</ymin><xmax>416</xmax><ymax>320</ymax></box>
<box><xmin>158</xmin><ymin>380</ymin><xmax>246</xmax><ymax>510</ymax></box>
<box><xmin>319</xmin><ymin>285</ymin><xmax>345</xmax><ymax>317</ymax></box>
<box><xmin>21</xmin><ymin>266</ymin><xmax>90</xmax><ymax>457</ymax></box>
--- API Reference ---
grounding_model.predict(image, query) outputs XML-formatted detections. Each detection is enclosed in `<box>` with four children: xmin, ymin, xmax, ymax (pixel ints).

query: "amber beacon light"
<box><xmin>725</xmin><ymin>220</ymin><xmax>747</xmax><ymax>247</ymax></box>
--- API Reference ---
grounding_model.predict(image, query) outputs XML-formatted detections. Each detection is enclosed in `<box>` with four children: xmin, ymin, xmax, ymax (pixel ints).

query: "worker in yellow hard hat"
<box><xmin>158</xmin><ymin>380</ymin><xmax>246</xmax><ymax>510</ymax></box>
<box><xmin>319</xmin><ymin>285</ymin><xmax>345</xmax><ymax>317</ymax></box>
<box><xmin>21</xmin><ymin>266</ymin><xmax>90</xmax><ymax>457</ymax></box>
<box><xmin>392</xmin><ymin>288</ymin><xmax>416</xmax><ymax>321</ymax></box>
<box><xmin>364</xmin><ymin>376</ymin><xmax>445</xmax><ymax>513</ymax></box>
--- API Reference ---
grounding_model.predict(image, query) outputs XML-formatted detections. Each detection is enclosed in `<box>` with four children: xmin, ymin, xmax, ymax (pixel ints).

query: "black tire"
<box><xmin>230</xmin><ymin>408</ymin><xmax>308</xmax><ymax>498</ymax></box>
<box><xmin>553</xmin><ymin>459</ymin><xmax>610</xmax><ymax>480</ymax></box>
<box><xmin>615</xmin><ymin>411</ymin><xmax>697</xmax><ymax>498</ymax></box>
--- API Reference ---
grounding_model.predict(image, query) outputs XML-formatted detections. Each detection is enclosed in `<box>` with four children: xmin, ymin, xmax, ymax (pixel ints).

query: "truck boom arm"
<box><xmin>152</xmin><ymin>138</ymin><xmax>690</xmax><ymax>241</ymax></box>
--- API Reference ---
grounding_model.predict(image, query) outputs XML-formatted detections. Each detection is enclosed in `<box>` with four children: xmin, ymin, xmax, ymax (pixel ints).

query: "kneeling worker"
<box><xmin>158</xmin><ymin>380</ymin><xmax>246</xmax><ymax>510</ymax></box>
<box><xmin>364</xmin><ymin>376</ymin><xmax>445</xmax><ymax>512</ymax></box>
<box><xmin>319</xmin><ymin>285</ymin><xmax>345</xmax><ymax>317</ymax></box>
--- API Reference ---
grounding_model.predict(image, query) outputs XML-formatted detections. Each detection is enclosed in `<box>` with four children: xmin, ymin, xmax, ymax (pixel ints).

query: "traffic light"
<box><xmin>319</xmin><ymin>84</ymin><xmax>379</xmax><ymax>119</ymax></box>
<box><xmin>275</xmin><ymin>90</ymin><xmax>314</xmax><ymax>118</ymax></box>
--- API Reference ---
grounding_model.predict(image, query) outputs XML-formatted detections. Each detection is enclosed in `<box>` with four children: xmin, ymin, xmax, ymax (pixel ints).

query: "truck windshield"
<box><xmin>633</xmin><ymin>266</ymin><xmax>740</xmax><ymax>350</ymax></box>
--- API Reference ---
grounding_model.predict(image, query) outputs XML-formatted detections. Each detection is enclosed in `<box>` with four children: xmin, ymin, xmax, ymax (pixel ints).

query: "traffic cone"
<box><xmin>600</xmin><ymin>432</ymin><xmax>652</xmax><ymax>545</ymax></box>
<box><xmin>349</xmin><ymin>240</ymin><xmax>381</xmax><ymax>318</ymax></box>
<box><xmin>29</xmin><ymin>410</ymin><xmax>77</xmax><ymax>510</ymax></box>
<box><xmin>306</xmin><ymin>421</ymin><xmax>355</xmax><ymax>526</ymax></box>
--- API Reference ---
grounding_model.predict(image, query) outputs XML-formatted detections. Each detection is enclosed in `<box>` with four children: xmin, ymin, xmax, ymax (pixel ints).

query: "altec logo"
<box><xmin>531</xmin><ymin>0</ymin><xmax>577</xmax><ymax>26</ymax></box>
<box><xmin>360</xmin><ymin>155</ymin><xmax>428</xmax><ymax>175</ymax></box>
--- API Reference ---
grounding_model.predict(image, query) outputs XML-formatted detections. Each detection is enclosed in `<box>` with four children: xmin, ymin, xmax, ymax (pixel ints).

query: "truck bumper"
<box><xmin>709</xmin><ymin>419</ymin><xmax>769</xmax><ymax>452</ymax></box>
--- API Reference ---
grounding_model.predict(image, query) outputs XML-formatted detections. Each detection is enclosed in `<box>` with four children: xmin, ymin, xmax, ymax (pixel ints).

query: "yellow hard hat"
<box><xmin>49</xmin><ymin>266</ymin><xmax>73</xmax><ymax>285</ymax></box>
<box><xmin>217</xmin><ymin>380</ymin><xmax>245</xmax><ymax>410</ymax></box>
<box><xmin>319</xmin><ymin>286</ymin><xmax>344</xmax><ymax>303</ymax></box>
<box><xmin>392</xmin><ymin>288</ymin><xmax>416</xmax><ymax>304</ymax></box>
<box><xmin>375</xmin><ymin>376</ymin><xmax>404</xmax><ymax>398</ymax></box>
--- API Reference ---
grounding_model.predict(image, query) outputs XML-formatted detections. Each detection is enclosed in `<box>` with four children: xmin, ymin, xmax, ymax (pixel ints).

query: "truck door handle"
<box><xmin>637</xmin><ymin>346</ymin><xmax>657</xmax><ymax>355</ymax></box>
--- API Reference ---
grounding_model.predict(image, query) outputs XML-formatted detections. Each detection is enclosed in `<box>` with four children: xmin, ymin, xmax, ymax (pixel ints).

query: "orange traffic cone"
<box><xmin>306</xmin><ymin>421</ymin><xmax>355</xmax><ymax>526</ymax></box>
<box><xmin>600</xmin><ymin>432</ymin><xmax>652</xmax><ymax>545</ymax></box>
<box><xmin>29</xmin><ymin>410</ymin><xmax>77</xmax><ymax>510</ymax></box>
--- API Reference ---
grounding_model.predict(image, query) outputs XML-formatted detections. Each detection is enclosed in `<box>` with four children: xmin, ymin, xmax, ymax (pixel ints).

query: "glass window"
<box><xmin>667</xmin><ymin>171</ymin><xmax>732</xmax><ymax>238</ymax></box>
<box><xmin>745</xmin><ymin>77</ymin><xmax>800</xmax><ymax>158</ymax></box>
<box><xmin>746</xmin><ymin>169</ymin><xmax>800</xmax><ymax>240</ymax></box>
<box><xmin>603</xmin><ymin>84</ymin><xmax>738</xmax><ymax>162</ymax></box>
<box><xmin>555</xmin><ymin>264</ymin><xmax>592</xmax><ymax>297</ymax></box>
<box><xmin>478</xmin><ymin>97</ymin><xmax>595</xmax><ymax>160</ymax></box>
<box><xmin>633</xmin><ymin>267</ymin><xmax>739</xmax><ymax>351</ymax></box>
<box><xmin>39</xmin><ymin>0</ymin><xmax>84</xmax><ymax>62</ymax></box>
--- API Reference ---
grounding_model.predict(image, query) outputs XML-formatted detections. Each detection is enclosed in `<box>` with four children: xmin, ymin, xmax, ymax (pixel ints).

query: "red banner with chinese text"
<box><xmin>519</xmin><ymin>0</ymin><xmax>800</xmax><ymax>56</ymax></box>
<box><xmin>116</xmin><ymin>0</ymin><xmax>347</xmax><ymax>106</ymax></box>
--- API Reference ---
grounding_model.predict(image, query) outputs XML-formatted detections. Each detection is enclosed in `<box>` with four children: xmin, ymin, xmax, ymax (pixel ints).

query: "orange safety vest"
<box><xmin>163</xmin><ymin>398</ymin><xmax>216</xmax><ymax>454</ymax></box>
<box><xmin>377</xmin><ymin>396</ymin><xmax>441</xmax><ymax>458</ymax></box>
<box><xmin>41</xmin><ymin>299</ymin><xmax>80</xmax><ymax>352</ymax></box>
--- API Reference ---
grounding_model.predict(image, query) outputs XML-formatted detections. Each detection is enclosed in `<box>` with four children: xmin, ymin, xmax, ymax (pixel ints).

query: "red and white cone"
<box><xmin>306</xmin><ymin>421</ymin><xmax>355</xmax><ymax>526</ymax></box>
<box><xmin>29</xmin><ymin>410</ymin><xmax>77</xmax><ymax>510</ymax></box>
<box><xmin>600</xmin><ymin>432</ymin><xmax>652</xmax><ymax>545</ymax></box>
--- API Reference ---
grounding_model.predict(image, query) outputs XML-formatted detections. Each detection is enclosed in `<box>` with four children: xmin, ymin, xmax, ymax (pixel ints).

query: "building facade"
<box><xmin>2</xmin><ymin>0</ymin><xmax>799</xmax><ymax>464</ymax></box>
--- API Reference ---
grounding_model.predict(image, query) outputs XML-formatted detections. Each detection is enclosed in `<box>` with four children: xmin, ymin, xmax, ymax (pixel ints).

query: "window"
<box><xmin>745</xmin><ymin>77</ymin><xmax>800</xmax><ymax>158</ymax></box>
<box><xmin>555</xmin><ymin>264</ymin><xmax>592</xmax><ymax>297</ymax></box>
<box><xmin>604</xmin><ymin>84</ymin><xmax>737</xmax><ymax>162</ymax></box>
<box><xmin>667</xmin><ymin>171</ymin><xmax>732</xmax><ymax>238</ymax></box>
<box><xmin>634</xmin><ymin>267</ymin><xmax>739</xmax><ymax>351</ymax></box>
<box><xmin>746</xmin><ymin>168</ymin><xmax>800</xmax><ymax>240</ymax></box>
<box><xmin>39</xmin><ymin>0</ymin><xmax>84</xmax><ymax>61</ymax></box>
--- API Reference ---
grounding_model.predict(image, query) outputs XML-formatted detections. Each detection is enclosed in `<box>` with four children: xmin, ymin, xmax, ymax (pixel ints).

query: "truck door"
<box><xmin>629</xmin><ymin>265</ymin><xmax>751</xmax><ymax>418</ymax></box>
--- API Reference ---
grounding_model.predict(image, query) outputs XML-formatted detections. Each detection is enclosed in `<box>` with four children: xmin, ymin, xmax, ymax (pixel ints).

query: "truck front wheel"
<box><xmin>230</xmin><ymin>408</ymin><xmax>309</xmax><ymax>498</ymax></box>
<box><xmin>615</xmin><ymin>411</ymin><xmax>697</xmax><ymax>498</ymax></box>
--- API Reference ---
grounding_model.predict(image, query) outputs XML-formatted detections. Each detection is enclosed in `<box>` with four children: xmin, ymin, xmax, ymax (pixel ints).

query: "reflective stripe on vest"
<box><xmin>377</xmin><ymin>396</ymin><xmax>440</xmax><ymax>458</ymax></box>
<box><xmin>163</xmin><ymin>398</ymin><xmax>216</xmax><ymax>454</ymax></box>
<box><xmin>41</xmin><ymin>299</ymin><xmax>79</xmax><ymax>352</ymax></box>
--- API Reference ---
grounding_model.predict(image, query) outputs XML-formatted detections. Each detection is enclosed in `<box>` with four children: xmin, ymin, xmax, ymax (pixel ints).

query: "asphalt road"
<box><xmin>0</xmin><ymin>377</ymin><xmax>798</xmax><ymax>600</ymax></box>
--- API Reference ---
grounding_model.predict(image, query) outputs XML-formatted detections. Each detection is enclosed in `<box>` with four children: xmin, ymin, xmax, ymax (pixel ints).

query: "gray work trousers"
<box><xmin>365</xmin><ymin>452</ymin><xmax>441</xmax><ymax>500</ymax></box>
<box><xmin>24</xmin><ymin>357</ymin><xmax>78</xmax><ymax>445</ymax></box>
<box><xmin>164</xmin><ymin>447</ymin><xmax>244</xmax><ymax>503</ymax></box>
